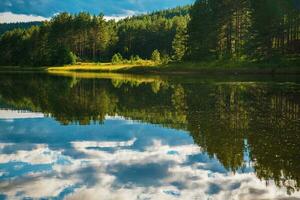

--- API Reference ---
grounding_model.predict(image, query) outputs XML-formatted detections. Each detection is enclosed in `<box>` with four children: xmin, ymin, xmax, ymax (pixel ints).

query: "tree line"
<box><xmin>0</xmin><ymin>6</ymin><xmax>190</xmax><ymax>66</ymax></box>
<box><xmin>0</xmin><ymin>22</ymin><xmax>42</xmax><ymax>35</ymax></box>
<box><xmin>0</xmin><ymin>1</ymin><xmax>300</xmax><ymax>67</ymax></box>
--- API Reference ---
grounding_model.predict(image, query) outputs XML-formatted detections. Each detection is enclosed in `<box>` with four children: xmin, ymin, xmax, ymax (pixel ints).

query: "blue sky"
<box><xmin>0</xmin><ymin>0</ymin><xmax>194</xmax><ymax>23</ymax></box>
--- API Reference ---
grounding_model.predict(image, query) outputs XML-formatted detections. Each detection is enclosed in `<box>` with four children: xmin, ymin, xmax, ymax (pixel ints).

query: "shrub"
<box><xmin>130</xmin><ymin>55</ymin><xmax>141</xmax><ymax>63</ymax></box>
<box><xmin>52</xmin><ymin>47</ymin><xmax>76</xmax><ymax>65</ymax></box>
<box><xmin>66</xmin><ymin>51</ymin><xmax>77</xmax><ymax>65</ymax></box>
<box><xmin>111</xmin><ymin>53</ymin><xmax>123</xmax><ymax>64</ymax></box>
<box><xmin>151</xmin><ymin>49</ymin><xmax>161</xmax><ymax>63</ymax></box>
<box><xmin>161</xmin><ymin>54</ymin><xmax>171</xmax><ymax>64</ymax></box>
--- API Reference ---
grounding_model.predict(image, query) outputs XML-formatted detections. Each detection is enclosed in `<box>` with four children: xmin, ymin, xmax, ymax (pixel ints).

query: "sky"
<box><xmin>0</xmin><ymin>0</ymin><xmax>194</xmax><ymax>23</ymax></box>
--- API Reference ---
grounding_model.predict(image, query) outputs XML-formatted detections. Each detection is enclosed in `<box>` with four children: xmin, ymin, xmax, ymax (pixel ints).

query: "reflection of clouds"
<box><xmin>1</xmin><ymin>140</ymin><xmax>299</xmax><ymax>200</ymax></box>
<box><xmin>0</xmin><ymin>109</ymin><xmax>44</xmax><ymax>119</ymax></box>
<box><xmin>72</xmin><ymin>139</ymin><xmax>200</xmax><ymax>167</ymax></box>
<box><xmin>1</xmin><ymin>176</ymin><xmax>74</xmax><ymax>198</ymax></box>
<box><xmin>0</xmin><ymin>118</ymin><xmax>300</xmax><ymax>199</ymax></box>
<box><xmin>72</xmin><ymin>137</ymin><xmax>137</xmax><ymax>149</ymax></box>
<box><xmin>0</xmin><ymin>143</ymin><xmax>70</xmax><ymax>165</ymax></box>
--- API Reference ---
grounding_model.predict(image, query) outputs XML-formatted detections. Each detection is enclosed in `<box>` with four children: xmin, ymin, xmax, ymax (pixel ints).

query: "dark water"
<box><xmin>0</xmin><ymin>72</ymin><xmax>299</xmax><ymax>200</ymax></box>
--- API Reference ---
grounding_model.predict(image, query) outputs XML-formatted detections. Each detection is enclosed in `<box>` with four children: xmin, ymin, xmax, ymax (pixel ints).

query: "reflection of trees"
<box><xmin>185</xmin><ymin>84</ymin><xmax>248</xmax><ymax>171</ymax></box>
<box><xmin>185</xmin><ymin>83</ymin><xmax>300</xmax><ymax>192</ymax></box>
<box><xmin>113</xmin><ymin>80</ymin><xmax>187</xmax><ymax>129</ymax></box>
<box><xmin>0</xmin><ymin>73</ymin><xmax>300</xmax><ymax>192</ymax></box>
<box><xmin>54</xmin><ymin>82</ymin><xmax>118</xmax><ymax>125</ymax></box>
<box><xmin>0</xmin><ymin>74</ymin><xmax>118</xmax><ymax>124</ymax></box>
<box><xmin>246</xmin><ymin>86</ymin><xmax>300</xmax><ymax>194</ymax></box>
<box><xmin>0</xmin><ymin>73</ymin><xmax>187</xmax><ymax>127</ymax></box>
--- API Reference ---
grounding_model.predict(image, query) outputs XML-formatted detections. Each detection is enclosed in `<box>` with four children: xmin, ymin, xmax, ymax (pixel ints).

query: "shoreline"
<box><xmin>1</xmin><ymin>61</ymin><xmax>300</xmax><ymax>75</ymax></box>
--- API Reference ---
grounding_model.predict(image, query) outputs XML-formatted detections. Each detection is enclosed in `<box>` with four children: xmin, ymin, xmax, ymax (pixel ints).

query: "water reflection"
<box><xmin>0</xmin><ymin>72</ymin><xmax>299</xmax><ymax>199</ymax></box>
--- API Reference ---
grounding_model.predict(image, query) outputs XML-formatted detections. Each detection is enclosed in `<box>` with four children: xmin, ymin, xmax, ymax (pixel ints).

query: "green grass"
<box><xmin>46</xmin><ymin>60</ymin><xmax>300</xmax><ymax>75</ymax></box>
<box><xmin>47</xmin><ymin>61</ymin><xmax>157</xmax><ymax>72</ymax></box>
<box><xmin>122</xmin><ymin>58</ymin><xmax>300</xmax><ymax>74</ymax></box>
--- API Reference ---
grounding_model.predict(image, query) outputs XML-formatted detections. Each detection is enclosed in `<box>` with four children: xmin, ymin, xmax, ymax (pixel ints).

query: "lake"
<box><xmin>0</xmin><ymin>72</ymin><xmax>299</xmax><ymax>199</ymax></box>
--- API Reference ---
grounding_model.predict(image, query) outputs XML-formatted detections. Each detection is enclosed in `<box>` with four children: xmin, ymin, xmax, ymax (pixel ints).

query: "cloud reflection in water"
<box><xmin>0</xmin><ymin>116</ymin><xmax>299</xmax><ymax>200</ymax></box>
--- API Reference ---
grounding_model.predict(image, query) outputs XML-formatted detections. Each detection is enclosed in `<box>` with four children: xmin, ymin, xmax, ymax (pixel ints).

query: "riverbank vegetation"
<box><xmin>0</xmin><ymin>1</ymin><xmax>300</xmax><ymax>70</ymax></box>
<box><xmin>46</xmin><ymin>61</ymin><xmax>300</xmax><ymax>75</ymax></box>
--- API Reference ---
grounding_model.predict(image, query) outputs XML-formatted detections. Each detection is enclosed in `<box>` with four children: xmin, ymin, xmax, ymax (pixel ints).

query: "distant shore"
<box><xmin>1</xmin><ymin>60</ymin><xmax>300</xmax><ymax>75</ymax></box>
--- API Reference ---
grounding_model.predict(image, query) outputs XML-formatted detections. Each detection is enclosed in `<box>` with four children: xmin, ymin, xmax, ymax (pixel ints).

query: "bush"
<box><xmin>66</xmin><ymin>51</ymin><xmax>77</xmax><ymax>65</ymax></box>
<box><xmin>111</xmin><ymin>53</ymin><xmax>123</xmax><ymax>64</ymax></box>
<box><xmin>161</xmin><ymin>54</ymin><xmax>171</xmax><ymax>64</ymax></box>
<box><xmin>52</xmin><ymin>47</ymin><xmax>77</xmax><ymax>65</ymax></box>
<box><xmin>130</xmin><ymin>55</ymin><xmax>141</xmax><ymax>63</ymax></box>
<box><xmin>151</xmin><ymin>49</ymin><xmax>161</xmax><ymax>63</ymax></box>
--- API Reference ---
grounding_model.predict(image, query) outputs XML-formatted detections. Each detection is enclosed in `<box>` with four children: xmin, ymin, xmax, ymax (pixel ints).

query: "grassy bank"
<box><xmin>47</xmin><ymin>59</ymin><xmax>300</xmax><ymax>75</ymax></box>
<box><xmin>2</xmin><ymin>59</ymin><xmax>300</xmax><ymax>75</ymax></box>
<box><xmin>47</xmin><ymin>61</ymin><xmax>155</xmax><ymax>72</ymax></box>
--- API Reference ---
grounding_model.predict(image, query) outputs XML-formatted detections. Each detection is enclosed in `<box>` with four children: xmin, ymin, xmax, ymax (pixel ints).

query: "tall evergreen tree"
<box><xmin>187</xmin><ymin>0</ymin><xmax>219</xmax><ymax>60</ymax></box>
<box><xmin>172</xmin><ymin>27</ymin><xmax>188</xmax><ymax>61</ymax></box>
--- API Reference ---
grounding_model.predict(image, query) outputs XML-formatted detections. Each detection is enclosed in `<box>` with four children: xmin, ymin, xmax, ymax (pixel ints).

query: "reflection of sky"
<box><xmin>0</xmin><ymin>115</ymin><xmax>299</xmax><ymax>199</ymax></box>
<box><xmin>0</xmin><ymin>109</ymin><xmax>44</xmax><ymax>119</ymax></box>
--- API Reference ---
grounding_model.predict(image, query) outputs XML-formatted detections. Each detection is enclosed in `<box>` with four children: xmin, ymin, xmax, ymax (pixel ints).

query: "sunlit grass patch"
<box><xmin>47</xmin><ymin>61</ymin><xmax>156</xmax><ymax>72</ymax></box>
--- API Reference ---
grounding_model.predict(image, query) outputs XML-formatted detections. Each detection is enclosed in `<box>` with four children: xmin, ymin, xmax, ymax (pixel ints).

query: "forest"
<box><xmin>0</xmin><ymin>0</ymin><xmax>300</xmax><ymax>67</ymax></box>
<box><xmin>0</xmin><ymin>6</ymin><xmax>190</xmax><ymax>66</ymax></box>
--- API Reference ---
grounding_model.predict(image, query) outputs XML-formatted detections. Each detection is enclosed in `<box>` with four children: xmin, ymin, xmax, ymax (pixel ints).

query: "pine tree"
<box><xmin>172</xmin><ymin>28</ymin><xmax>187</xmax><ymax>61</ymax></box>
<box><xmin>187</xmin><ymin>0</ymin><xmax>220</xmax><ymax>60</ymax></box>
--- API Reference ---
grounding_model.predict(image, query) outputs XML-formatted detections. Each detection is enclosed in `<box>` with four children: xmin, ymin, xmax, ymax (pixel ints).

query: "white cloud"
<box><xmin>103</xmin><ymin>9</ymin><xmax>143</xmax><ymax>21</ymax></box>
<box><xmin>121</xmin><ymin>9</ymin><xmax>143</xmax><ymax>16</ymax></box>
<box><xmin>0</xmin><ymin>12</ymin><xmax>49</xmax><ymax>23</ymax></box>
<box><xmin>0</xmin><ymin>11</ymin><xmax>135</xmax><ymax>24</ymax></box>
<box><xmin>103</xmin><ymin>15</ymin><xmax>127</xmax><ymax>21</ymax></box>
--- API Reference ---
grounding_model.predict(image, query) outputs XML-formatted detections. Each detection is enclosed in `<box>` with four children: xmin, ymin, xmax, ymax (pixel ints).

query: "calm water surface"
<box><xmin>0</xmin><ymin>72</ymin><xmax>299</xmax><ymax>200</ymax></box>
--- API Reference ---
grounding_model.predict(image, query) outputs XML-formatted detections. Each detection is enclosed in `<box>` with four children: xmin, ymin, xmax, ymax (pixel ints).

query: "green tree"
<box><xmin>172</xmin><ymin>28</ymin><xmax>187</xmax><ymax>61</ymax></box>
<box><xmin>0</xmin><ymin>7</ymin><xmax>191</xmax><ymax>67</ymax></box>
<box><xmin>187</xmin><ymin>0</ymin><xmax>219</xmax><ymax>60</ymax></box>
<box><xmin>245</xmin><ymin>0</ymin><xmax>300</xmax><ymax>60</ymax></box>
